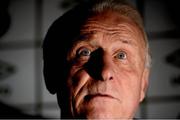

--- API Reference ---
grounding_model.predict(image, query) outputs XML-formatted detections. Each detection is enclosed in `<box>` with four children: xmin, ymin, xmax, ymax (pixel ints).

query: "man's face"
<box><xmin>65</xmin><ymin>11</ymin><xmax>149</xmax><ymax>119</ymax></box>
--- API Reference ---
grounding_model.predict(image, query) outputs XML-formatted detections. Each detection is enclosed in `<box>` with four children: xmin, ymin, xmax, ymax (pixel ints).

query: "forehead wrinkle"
<box><xmin>73</xmin><ymin>33</ymin><xmax>137</xmax><ymax>50</ymax></box>
<box><xmin>79</xmin><ymin>22</ymin><xmax>140</xmax><ymax>47</ymax></box>
<box><xmin>71</xmin><ymin>18</ymin><xmax>144</xmax><ymax>50</ymax></box>
<box><xmin>81</xmin><ymin>21</ymin><xmax>133</xmax><ymax>33</ymax></box>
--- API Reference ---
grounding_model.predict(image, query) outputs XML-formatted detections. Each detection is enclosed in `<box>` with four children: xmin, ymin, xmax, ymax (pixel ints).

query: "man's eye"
<box><xmin>77</xmin><ymin>47</ymin><xmax>91</xmax><ymax>57</ymax></box>
<box><xmin>116</xmin><ymin>51</ymin><xmax>127</xmax><ymax>60</ymax></box>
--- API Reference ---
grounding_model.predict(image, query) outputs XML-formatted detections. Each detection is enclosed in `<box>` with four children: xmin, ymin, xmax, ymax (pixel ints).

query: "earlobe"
<box><xmin>140</xmin><ymin>68</ymin><xmax>149</xmax><ymax>102</ymax></box>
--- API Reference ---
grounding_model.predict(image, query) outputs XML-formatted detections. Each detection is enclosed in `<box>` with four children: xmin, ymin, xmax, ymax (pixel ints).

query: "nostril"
<box><xmin>109</xmin><ymin>76</ymin><xmax>113</xmax><ymax>80</ymax></box>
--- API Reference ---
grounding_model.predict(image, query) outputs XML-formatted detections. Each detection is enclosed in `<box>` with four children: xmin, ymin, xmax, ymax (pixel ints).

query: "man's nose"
<box><xmin>85</xmin><ymin>49</ymin><xmax>114</xmax><ymax>81</ymax></box>
<box><xmin>100</xmin><ymin>54</ymin><xmax>114</xmax><ymax>81</ymax></box>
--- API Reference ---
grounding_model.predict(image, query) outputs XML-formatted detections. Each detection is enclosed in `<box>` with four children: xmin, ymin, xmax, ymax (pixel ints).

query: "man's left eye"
<box><xmin>116</xmin><ymin>51</ymin><xmax>127</xmax><ymax>60</ymax></box>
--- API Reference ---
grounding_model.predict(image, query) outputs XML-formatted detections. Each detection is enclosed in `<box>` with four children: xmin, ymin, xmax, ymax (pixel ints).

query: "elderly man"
<box><xmin>43</xmin><ymin>0</ymin><xmax>151</xmax><ymax>119</ymax></box>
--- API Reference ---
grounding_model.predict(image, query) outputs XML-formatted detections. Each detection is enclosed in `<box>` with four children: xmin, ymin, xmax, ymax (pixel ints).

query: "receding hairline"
<box><xmin>88</xmin><ymin>0</ymin><xmax>144</xmax><ymax>30</ymax></box>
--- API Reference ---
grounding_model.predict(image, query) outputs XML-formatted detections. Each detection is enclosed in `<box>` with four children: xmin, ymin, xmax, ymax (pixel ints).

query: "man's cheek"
<box><xmin>68</xmin><ymin>69</ymin><xmax>89</xmax><ymax>96</ymax></box>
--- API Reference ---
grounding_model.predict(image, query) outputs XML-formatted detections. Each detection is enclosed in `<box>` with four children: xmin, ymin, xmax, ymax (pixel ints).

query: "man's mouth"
<box><xmin>84</xmin><ymin>93</ymin><xmax>115</xmax><ymax>101</ymax></box>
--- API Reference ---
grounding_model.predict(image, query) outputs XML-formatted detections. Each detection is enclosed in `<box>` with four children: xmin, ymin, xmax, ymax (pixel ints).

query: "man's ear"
<box><xmin>140</xmin><ymin>68</ymin><xmax>149</xmax><ymax>102</ymax></box>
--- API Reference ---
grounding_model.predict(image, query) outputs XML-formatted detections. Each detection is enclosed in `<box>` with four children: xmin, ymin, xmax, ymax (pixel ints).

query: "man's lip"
<box><xmin>84</xmin><ymin>93</ymin><xmax>115</xmax><ymax>101</ymax></box>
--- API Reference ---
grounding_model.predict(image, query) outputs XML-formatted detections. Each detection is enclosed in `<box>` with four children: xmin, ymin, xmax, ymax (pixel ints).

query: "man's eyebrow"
<box><xmin>73</xmin><ymin>33</ymin><xmax>94</xmax><ymax>44</ymax></box>
<box><xmin>77</xmin><ymin>31</ymin><xmax>95</xmax><ymax>40</ymax></box>
<box><xmin>118</xmin><ymin>39</ymin><xmax>131</xmax><ymax>44</ymax></box>
<box><xmin>71</xmin><ymin>34</ymin><xmax>93</xmax><ymax>48</ymax></box>
<box><xmin>76</xmin><ymin>34</ymin><xmax>91</xmax><ymax>41</ymax></box>
<box><xmin>110</xmin><ymin>36</ymin><xmax>138</xmax><ymax>47</ymax></box>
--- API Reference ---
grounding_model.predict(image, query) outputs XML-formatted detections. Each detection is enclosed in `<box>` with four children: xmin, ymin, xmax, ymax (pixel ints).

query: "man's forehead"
<box><xmin>79</xmin><ymin>10</ymin><xmax>142</xmax><ymax>36</ymax></box>
<box><xmin>72</xmin><ymin>27</ymin><xmax>140</xmax><ymax>51</ymax></box>
<box><xmin>76</xmin><ymin>17</ymin><xmax>142</xmax><ymax>44</ymax></box>
<box><xmin>85</xmin><ymin>10</ymin><xmax>138</xmax><ymax>26</ymax></box>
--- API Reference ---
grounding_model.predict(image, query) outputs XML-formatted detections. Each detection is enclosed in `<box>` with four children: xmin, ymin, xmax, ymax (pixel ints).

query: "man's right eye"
<box><xmin>77</xmin><ymin>47</ymin><xmax>91</xmax><ymax>57</ymax></box>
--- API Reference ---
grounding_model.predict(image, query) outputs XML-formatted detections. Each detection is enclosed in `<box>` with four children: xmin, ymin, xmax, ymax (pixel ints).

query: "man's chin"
<box><xmin>86</xmin><ymin>111</ymin><xmax>132</xmax><ymax>119</ymax></box>
<box><xmin>86</xmin><ymin>111</ymin><xmax>117</xmax><ymax>119</ymax></box>
<box><xmin>75</xmin><ymin>105</ymin><xmax>133</xmax><ymax>119</ymax></box>
<box><xmin>83</xmin><ymin>105</ymin><xmax>124</xmax><ymax>119</ymax></box>
<box><xmin>75</xmin><ymin>97</ymin><xmax>134</xmax><ymax>119</ymax></box>
<box><xmin>86</xmin><ymin>112</ymin><xmax>133</xmax><ymax>119</ymax></box>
